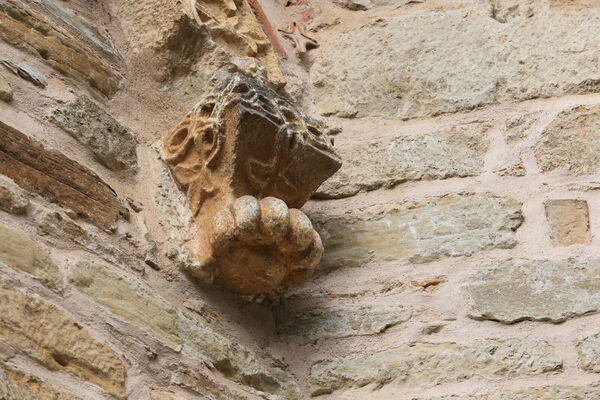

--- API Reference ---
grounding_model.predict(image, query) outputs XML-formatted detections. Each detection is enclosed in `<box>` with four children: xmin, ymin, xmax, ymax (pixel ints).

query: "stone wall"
<box><xmin>2</xmin><ymin>0</ymin><xmax>600</xmax><ymax>399</ymax></box>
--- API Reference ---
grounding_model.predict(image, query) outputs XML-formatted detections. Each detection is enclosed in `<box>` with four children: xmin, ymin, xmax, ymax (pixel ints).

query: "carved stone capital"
<box><xmin>163</xmin><ymin>74</ymin><xmax>341</xmax><ymax>294</ymax></box>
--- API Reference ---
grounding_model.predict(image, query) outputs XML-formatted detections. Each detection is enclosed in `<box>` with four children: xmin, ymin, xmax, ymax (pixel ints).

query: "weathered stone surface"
<box><xmin>578</xmin><ymin>332</ymin><xmax>600</xmax><ymax>373</ymax></box>
<box><xmin>315</xmin><ymin>194</ymin><xmax>522</xmax><ymax>271</ymax></box>
<box><xmin>0</xmin><ymin>363</ymin><xmax>81</xmax><ymax>400</ymax></box>
<box><xmin>150</xmin><ymin>390</ymin><xmax>185</xmax><ymax>400</ymax></box>
<box><xmin>0</xmin><ymin>286</ymin><xmax>126</xmax><ymax>399</ymax></box>
<box><xmin>545</xmin><ymin>199</ymin><xmax>590</xmax><ymax>246</ymax></box>
<box><xmin>39</xmin><ymin>211</ymin><xmax>145</xmax><ymax>272</ymax></box>
<box><xmin>310</xmin><ymin>339</ymin><xmax>561</xmax><ymax>395</ymax></box>
<box><xmin>163</xmin><ymin>75</ymin><xmax>340</xmax><ymax>294</ymax></box>
<box><xmin>494</xmin><ymin>161</ymin><xmax>526</xmax><ymax>177</ymax></box>
<box><xmin>1</xmin><ymin>60</ymin><xmax>47</xmax><ymax>88</ymax></box>
<box><xmin>463</xmin><ymin>258</ymin><xmax>600</xmax><ymax>323</ymax></box>
<box><xmin>71</xmin><ymin>262</ymin><xmax>296</xmax><ymax>399</ymax></box>
<box><xmin>0</xmin><ymin>177</ymin><xmax>28</xmax><ymax>215</ymax></box>
<box><xmin>52</xmin><ymin>96</ymin><xmax>138</xmax><ymax>172</ymax></box>
<box><xmin>429</xmin><ymin>385</ymin><xmax>600</xmax><ymax>400</ymax></box>
<box><xmin>111</xmin><ymin>0</ymin><xmax>283</xmax><ymax>97</ymax></box>
<box><xmin>505</xmin><ymin>112</ymin><xmax>540</xmax><ymax>145</ymax></box>
<box><xmin>0</xmin><ymin>224</ymin><xmax>60</xmax><ymax>289</ymax></box>
<box><xmin>316</xmin><ymin>124</ymin><xmax>489</xmax><ymax>198</ymax></box>
<box><xmin>535</xmin><ymin>105</ymin><xmax>600</xmax><ymax>175</ymax></box>
<box><xmin>0</xmin><ymin>73</ymin><xmax>12</xmax><ymax>101</ymax></box>
<box><xmin>312</xmin><ymin>3</ymin><xmax>600</xmax><ymax>119</ymax></box>
<box><xmin>0</xmin><ymin>0</ymin><xmax>121</xmax><ymax>96</ymax></box>
<box><xmin>0</xmin><ymin>121</ymin><xmax>128</xmax><ymax>229</ymax></box>
<box><xmin>172</xmin><ymin>368</ymin><xmax>260</xmax><ymax>400</ymax></box>
<box><xmin>276</xmin><ymin>305</ymin><xmax>411</xmax><ymax>339</ymax></box>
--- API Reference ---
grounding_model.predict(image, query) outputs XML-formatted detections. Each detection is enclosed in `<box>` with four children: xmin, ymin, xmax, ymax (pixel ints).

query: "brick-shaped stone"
<box><xmin>0</xmin><ymin>286</ymin><xmax>126</xmax><ymax>398</ymax></box>
<box><xmin>0</xmin><ymin>363</ymin><xmax>81</xmax><ymax>400</ymax></box>
<box><xmin>536</xmin><ymin>105</ymin><xmax>600</xmax><ymax>175</ymax></box>
<box><xmin>310</xmin><ymin>339</ymin><xmax>561</xmax><ymax>396</ymax></box>
<box><xmin>545</xmin><ymin>199</ymin><xmax>591</xmax><ymax>246</ymax></box>
<box><xmin>315</xmin><ymin>194</ymin><xmax>522</xmax><ymax>271</ymax></box>
<box><xmin>463</xmin><ymin>258</ymin><xmax>600</xmax><ymax>323</ymax></box>
<box><xmin>276</xmin><ymin>305</ymin><xmax>411</xmax><ymax>339</ymax></box>
<box><xmin>0</xmin><ymin>121</ymin><xmax>128</xmax><ymax>229</ymax></box>
<box><xmin>52</xmin><ymin>96</ymin><xmax>138</xmax><ymax>172</ymax></box>
<box><xmin>0</xmin><ymin>224</ymin><xmax>60</xmax><ymax>290</ymax></box>
<box><xmin>316</xmin><ymin>124</ymin><xmax>489</xmax><ymax>199</ymax></box>
<box><xmin>313</xmin><ymin>3</ymin><xmax>600</xmax><ymax>119</ymax></box>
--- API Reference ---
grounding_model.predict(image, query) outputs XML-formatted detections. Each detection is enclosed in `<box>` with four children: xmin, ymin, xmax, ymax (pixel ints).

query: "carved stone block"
<box><xmin>163</xmin><ymin>74</ymin><xmax>341</xmax><ymax>294</ymax></box>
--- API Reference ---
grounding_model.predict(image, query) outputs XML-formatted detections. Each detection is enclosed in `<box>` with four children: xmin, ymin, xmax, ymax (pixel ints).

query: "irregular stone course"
<box><xmin>0</xmin><ymin>363</ymin><xmax>81</xmax><ymax>400</ymax></box>
<box><xmin>312</xmin><ymin>3</ymin><xmax>600</xmax><ymax>119</ymax></box>
<box><xmin>535</xmin><ymin>105</ymin><xmax>600</xmax><ymax>175</ymax></box>
<box><xmin>276</xmin><ymin>305</ymin><xmax>411</xmax><ymax>339</ymax></box>
<box><xmin>463</xmin><ymin>258</ymin><xmax>600</xmax><ymax>323</ymax></box>
<box><xmin>52</xmin><ymin>96</ymin><xmax>138</xmax><ymax>172</ymax></box>
<box><xmin>0</xmin><ymin>224</ymin><xmax>60</xmax><ymax>290</ymax></box>
<box><xmin>70</xmin><ymin>262</ymin><xmax>296</xmax><ymax>399</ymax></box>
<box><xmin>315</xmin><ymin>194</ymin><xmax>522</xmax><ymax>271</ymax></box>
<box><xmin>428</xmin><ymin>384</ymin><xmax>600</xmax><ymax>400</ymax></box>
<box><xmin>310</xmin><ymin>339</ymin><xmax>561</xmax><ymax>395</ymax></box>
<box><xmin>0</xmin><ymin>286</ymin><xmax>126</xmax><ymax>399</ymax></box>
<box><xmin>316</xmin><ymin>124</ymin><xmax>489</xmax><ymax>199</ymax></box>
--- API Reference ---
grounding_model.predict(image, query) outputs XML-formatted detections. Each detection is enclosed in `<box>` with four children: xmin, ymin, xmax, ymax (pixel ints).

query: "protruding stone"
<box><xmin>463</xmin><ymin>258</ymin><xmax>600</xmax><ymax>323</ymax></box>
<box><xmin>0</xmin><ymin>0</ymin><xmax>121</xmax><ymax>96</ymax></box>
<box><xmin>162</xmin><ymin>74</ymin><xmax>341</xmax><ymax>294</ymax></box>
<box><xmin>0</xmin><ymin>224</ymin><xmax>60</xmax><ymax>290</ymax></box>
<box><xmin>545</xmin><ymin>199</ymin><xmax>591</xmax><ymax>246</ymax></box>
<box><xmin>0</xmin><ymin>121</ymin><xmax>128</xmax><ymax>229</ymax></box>
<box><xmin>0</xmin><ymin>74</ymin><xmax>12</xmax><ymax>101</ymax></box>
<box><xmin>310</xmin><ymin>339</ymin><xmax>561</xmax><ymax>396</ymax></box>
<box><xmin>0</xmin><ymin>363</ymin><xmax>81</xmax><ymax>400</ymax></box>
<box><xmin>315</xmin><ymin>194</ymin><xmax>522</xmax><ymax>271</ymax></box>
<box><xmin>0</xmin><ymin>60</ymin><xmax>47</xmax><ymax>88</ymax></box>
<box><xmin>536</xmin><ymin>105</ymin><xmax>600</xmax><ymax>175</ymax></box>
<box><xmin>52</xmin><ymin>96</ymin><xmax>138</xmax><ymax>172</ymax></box>
<box><xmin>0</xmin><ymin>286</ymin><xmax>126</xmax><ymax>399</ymax></box>
<box><xmin>316</xmin><ymin>124</ymin><xmax>489</xmax><ymax>198</ymax></box>
<box><xmin>276</xmin><ymin>305</ymin><xmax>411</xmax><ymax>339</ymax></box>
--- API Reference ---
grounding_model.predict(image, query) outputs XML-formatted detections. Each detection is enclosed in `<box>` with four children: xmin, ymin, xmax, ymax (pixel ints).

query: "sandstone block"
<box><xmin>315</xmin><ymin>194</ymin><xmax>522</xmax><ymax>271</ymax></box>
<box><xmin>0</xmin><ymin>286</ymin><xmax>126</xmax><ymax>399</ymax></box>
<box><xmin>52</xmin><ymin>96</ymin><xmax>138</xmax><ymax>172</ymax></box>
<box><xmin>0</xmin><ymin>73</ymin><xmax>12</xmax><ymax>101</ymax></box>
<box><xmin>316</xmin><ymin>124</ymin><xmax>489</xmax><ymax>198</ymax></box>
<box><xmin>0</xmin><ymin>121</ymin><xmax>128</xmax><ymax>229</ymax></box>
<box><xmin>463</xmin><ymin>258</ymin><xmax>600</xmax><ymax>323</ymax></box>
<box><xmin>545</xmin><ymin>199</ymin><xmax>591</xmax><ymax>246</ymax></box>
<box><xmin>429</xmin><ymin>385</ymin><xmax>600</xmax><ymax>400</ymax></box>
<box><xmin>0</xmin><ymin>224</ymin><xmax>60</xmax><ymax>290</ymax></box>
<box><xmin>310</xmin><ymin>339</ymin><xmax>561</xmax><ymax>395</ymax></box>
<box><xmin>0</xmin><ymin>0</ymin><xmax>121</xmax><ymax>96</ymax></box>
<box><xmin>276</xmin><ymin>305</ymin><xmax>411</xmax><ymax>339</ymax></box>
<box><xmin>535</xmin><ymin>105</ymin><xmax>600</xmax><ymax>175</ymax></box>
<box><xmin>0</xmin><ymin>363</ymin><xmax>81</xmax><ymax>400</ymax></box>
<box><xmin>71</xmin><ymin>262</ymin><xmax>296</xmax><ymax>399</ymax></box>
<box><xmin>0</xmin><ymin>177</ymin><xmax>28</xmax><ymax>215</ymax></box>
<box><xmin>312</xmin><ymin>3</ymin><xmax>600</xmax><ymax>119</ymax></box>
<box><xmin>578</xmin><ymin>332</ymin><xmax>600</xmax><ymax>373</ymax></box>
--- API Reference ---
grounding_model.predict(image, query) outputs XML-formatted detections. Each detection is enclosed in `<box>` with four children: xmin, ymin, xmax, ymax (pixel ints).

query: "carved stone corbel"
<box><xmin>163</xmin><ymin>74</ymin><xmax>341</xmax><ymax>294</ymax></box>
